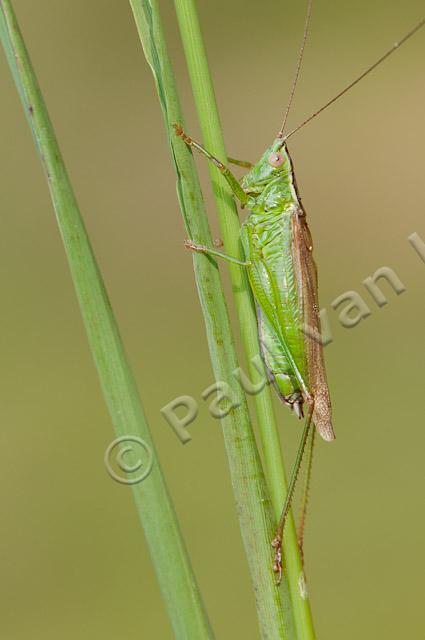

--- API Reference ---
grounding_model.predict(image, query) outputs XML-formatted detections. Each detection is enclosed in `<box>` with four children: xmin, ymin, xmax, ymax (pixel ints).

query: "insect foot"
<box><xmin>184</xmin><ymin>239</ymin><xmax>207</xmax><ymax>253</ymax></box>
<box><xmin>173</xmin><ymin>122</ymin><xmax>183</xmax><ymax>136</ymax></box>
<box><xmin>173</xmin><ymin>123</ymin><xmax>191</xmax><ymax>144</ymax></box>
<box><xmin>271</xmin><ymin>535</ymin><xmax>283</xmax><ymax>585</ymax></box>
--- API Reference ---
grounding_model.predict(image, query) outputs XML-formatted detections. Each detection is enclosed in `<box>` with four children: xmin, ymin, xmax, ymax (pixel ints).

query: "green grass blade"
<box><xmin>0</xmin><ymin>2</ymin><xmax>213</xmax><ymax>638</ymax></box>
<box><xmin>172</xmin><ymin>1</ymin><xmax>317</xmax><ymax>638</ymax></box>
<box><xmin>129</xmin><ymin>0</ymin><xmax>290</xmax><ymax>636</ymax></box>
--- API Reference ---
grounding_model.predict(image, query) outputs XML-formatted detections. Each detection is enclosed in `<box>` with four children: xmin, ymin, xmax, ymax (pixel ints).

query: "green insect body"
<box><xmin>175</xmin><ymin>122</ymin><xmax>335</xmax><ymax>443</ymax></box>
<box><xmin>175</xmin><ymin>124</ymin><xmax>334</xmax><ymax>577</ymax></box>
<box><xmin>240</xmin><ymin>139</ymin><xmax>335</xmax><ymax>442</ymax></box>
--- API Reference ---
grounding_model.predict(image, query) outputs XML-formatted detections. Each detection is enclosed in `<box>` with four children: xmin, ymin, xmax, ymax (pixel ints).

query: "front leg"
<box><xmin>184</xmin><ymin>239</ymin><xmax>250</xmax><ymax>267</ymax></box>
<box><xmin>174</xmin><ymin>124</ymin><xmax>249</xmax><ymax>206</ymax></box>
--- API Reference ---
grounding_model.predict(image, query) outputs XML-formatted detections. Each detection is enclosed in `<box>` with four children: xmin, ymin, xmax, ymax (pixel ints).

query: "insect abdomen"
<box><xmin>241</xmin><ymin>212</ymin><xmax>308</xmax><ymax>413</ymax></box>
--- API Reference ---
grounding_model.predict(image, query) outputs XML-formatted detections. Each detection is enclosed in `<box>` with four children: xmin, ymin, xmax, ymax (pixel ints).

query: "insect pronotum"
<box><xmin>175</xmin><ymin>4</ymin><xmax>425</xmax><ymax>582</ymax></box>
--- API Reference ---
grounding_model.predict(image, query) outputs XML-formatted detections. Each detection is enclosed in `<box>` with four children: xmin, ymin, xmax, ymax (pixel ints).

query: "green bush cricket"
<box><xmin>175</xmin><ymin>5</ymin><xmax>425</xmax><ymax>582</ymax></box>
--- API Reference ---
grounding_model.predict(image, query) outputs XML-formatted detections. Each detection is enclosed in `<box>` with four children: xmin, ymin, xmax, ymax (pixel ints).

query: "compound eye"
<box><xmin>268</xmin><ymin>152</ymin><xmax>284</xmax><ymax>167</ymax></box>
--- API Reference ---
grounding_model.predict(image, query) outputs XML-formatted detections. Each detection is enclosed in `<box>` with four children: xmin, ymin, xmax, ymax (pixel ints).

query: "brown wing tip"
<box><xmin>317</xmin><ymin>423</ymin><xmax>336</xmax><ymax>442</ymax></box>
<box><xmin>313</xmin><ymin>411</ymin><xmax>335</xmax><ymax>441</ymax></box>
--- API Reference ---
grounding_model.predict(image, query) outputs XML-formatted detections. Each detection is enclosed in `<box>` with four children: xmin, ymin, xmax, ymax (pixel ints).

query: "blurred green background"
<box><xmin>1</xmin><ymin>1</ymin><xmax>424</xmax><ymax>638</ymax></box>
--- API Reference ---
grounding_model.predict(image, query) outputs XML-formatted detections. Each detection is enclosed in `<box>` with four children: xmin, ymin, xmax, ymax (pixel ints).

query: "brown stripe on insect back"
<box><xmin>291</xmin><ymin>203</ymin><xmax>335</xmax><ymax>442</ymax></box>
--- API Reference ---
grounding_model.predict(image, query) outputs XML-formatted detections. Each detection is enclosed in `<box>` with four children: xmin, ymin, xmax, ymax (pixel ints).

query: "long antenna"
<box><xmin>283</xmin><ymin>17</ymin><xmax>425</xmax><ymax>141</ymax></box>
<box><xmin>278</xmin><ymin>0</ymin><xmax>314</xmax><ymax>138</ymax></box>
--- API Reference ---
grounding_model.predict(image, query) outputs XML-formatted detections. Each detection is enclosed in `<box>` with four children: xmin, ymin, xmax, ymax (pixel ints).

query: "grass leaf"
<box><xmin>0</xmin><ymin>2</ymin><xmax>213</xmax><ymax>637</ymax></box>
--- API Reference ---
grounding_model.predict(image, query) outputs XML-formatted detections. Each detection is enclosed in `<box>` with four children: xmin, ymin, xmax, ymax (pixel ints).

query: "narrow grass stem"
<box><xmin>0</xmin><ymin>2</ymin><xmax>213</xmax><ymax>638</ymax></box>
